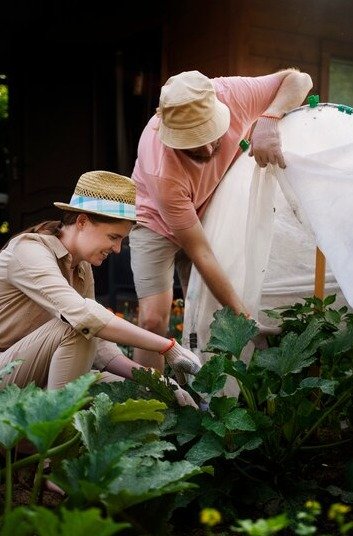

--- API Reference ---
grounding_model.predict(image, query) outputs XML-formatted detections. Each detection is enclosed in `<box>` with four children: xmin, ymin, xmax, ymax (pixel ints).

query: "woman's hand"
<box><xmin>163</xmin><ymin>341</ymin><xmax>202</xmax><ymax>385</ymax></box>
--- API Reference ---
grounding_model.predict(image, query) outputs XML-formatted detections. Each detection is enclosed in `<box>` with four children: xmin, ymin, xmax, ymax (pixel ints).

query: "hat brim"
<box><xmin>159</xmin><ymin>99</ymin><xmax>230</xmax><ymax>150</ymax></box>
<box><xmin>53</xmin><ymin>202</ymin><xmax>136</xmax><ymax>221</ymax></box>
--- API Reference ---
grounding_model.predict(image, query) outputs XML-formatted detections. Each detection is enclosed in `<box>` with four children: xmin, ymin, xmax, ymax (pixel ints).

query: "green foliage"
<box><xmin>0</xmin><ymin>367</ymin><xmax>207</xmax><ymax>533</ymax></box>
<box><xmin>1</xmin><ymin>295</ymin><xmax>353</xmax><ymax>534</ymax></box>
<box><xmin>206</xmin><ymin>307</ymin><xmax>258</xmax><ymax>357</ymax></box>
<box><xmin>165</xmin><ymin>296</ymin><xmax>353</xmax><ymax>526</ymax></box>
<box><xmin>232</xmin><ymin>513</ymin><xmax>290</xmax><ymax>534</ymax></box>
<box><xmin>0</xmin><ymin>506</ymin><xmax>129</xmax><ymax>535</ymax></box>
<box><xmin>0</xmin><ymin>84</ymin><xmax>8</xmax><ymax>120</ymax></box>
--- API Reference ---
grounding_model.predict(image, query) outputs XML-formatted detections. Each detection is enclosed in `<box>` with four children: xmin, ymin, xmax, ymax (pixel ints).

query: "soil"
<box><xmin>0</xmin><ymin>465</ymin><xmax>64</xmax><ymax>509</ymax></box>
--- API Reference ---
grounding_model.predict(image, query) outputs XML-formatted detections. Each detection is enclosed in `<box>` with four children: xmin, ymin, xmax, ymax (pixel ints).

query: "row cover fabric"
<box><xmin>182</xmin><ymin>105</ymin><xmax>353</xmax><ymax>371</ymax></box>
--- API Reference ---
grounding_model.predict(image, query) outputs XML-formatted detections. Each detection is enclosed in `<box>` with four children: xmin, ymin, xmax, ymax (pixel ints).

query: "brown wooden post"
<box><xmin>314</xmin><ymin>247</ymin><xmax>326</xmax><ymax>300</ymax></box>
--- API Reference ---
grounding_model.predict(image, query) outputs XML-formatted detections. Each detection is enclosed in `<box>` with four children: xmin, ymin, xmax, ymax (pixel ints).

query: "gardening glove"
<box><xmin>249</xmin><ymin>116</ymin><xmax>286</xmax><ymax>169</ymax></box>
<box><xmin>252</xmin><ymin>321</ymin><xmax>282</xmax><ymax>350</ymax></box>
<box><xmin>162</xmin><ymin>339</ymin><xmax>202</xmax><ymax>386</ymax></box>
<box><xmin>167</xmin><ymin>377</ymin><xmax>199</xmax><ymax>409</ymax></box>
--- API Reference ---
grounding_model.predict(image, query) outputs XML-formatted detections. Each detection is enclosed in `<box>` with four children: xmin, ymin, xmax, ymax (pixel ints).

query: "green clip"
<box><xmin>308</xmin><ymin>94</ymin><xmax>320</xmax><ymax>108</ymax></box>
<box><xmin>338</xmin><ymin>104</ymin><xmax>353</xmax><ymax>114</ymax></box>
<box><xmin>239</xmin><ymin>138</ymin><xmax>250</xmax><ymax>151</ymax></box>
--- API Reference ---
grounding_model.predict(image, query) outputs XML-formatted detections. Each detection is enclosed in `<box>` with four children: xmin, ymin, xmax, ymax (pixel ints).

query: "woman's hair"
<box><xmin>1</xmin><ymin>211</ymin><xmax>124</xmax><ymax>250</ymax></box>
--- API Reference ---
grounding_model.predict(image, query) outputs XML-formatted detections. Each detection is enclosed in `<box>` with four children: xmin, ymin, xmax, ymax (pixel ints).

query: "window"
<box><xmin>329</xmin><ymin>58</ymin><xmax>353</xmax><ymax>107</ymax></box>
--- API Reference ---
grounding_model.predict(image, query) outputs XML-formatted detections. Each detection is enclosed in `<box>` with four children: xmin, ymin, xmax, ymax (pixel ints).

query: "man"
<box><xmin>129</xmin><ymin>69</ymin><xmax>313</xmax><ymax>370</ymax></box>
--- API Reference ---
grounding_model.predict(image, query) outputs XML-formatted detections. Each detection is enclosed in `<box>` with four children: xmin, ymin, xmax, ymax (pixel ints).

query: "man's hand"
<box><xmin>163</xmin><ymin>341</ymin><xmax>202</xmax><ymax>385</ymax></box>
<box><xmin>249</xmin><ymin>116</ymin><xmax>286</xmax><ymax>169</ymax></box>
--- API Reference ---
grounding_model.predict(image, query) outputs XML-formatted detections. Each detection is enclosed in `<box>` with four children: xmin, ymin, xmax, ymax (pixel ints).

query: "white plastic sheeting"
<box><xmin>182</xmin><ymin>104</ymin><xmax>353</xmax><ymax>363</ymax></box>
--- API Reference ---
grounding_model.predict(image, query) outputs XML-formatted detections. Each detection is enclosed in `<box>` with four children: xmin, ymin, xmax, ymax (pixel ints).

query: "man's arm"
<box><xmin>250</xmin><ymin>69</ymin><xmax>313</xmax><ymax>168</ymax></box>
<box><xmin>262</xmin><ymin>68</ymin><xmax>313</xmax><ymax>118</ymax></box>
<box><xmin>173</xmin><ymin>220</ymin><xmax>250</xmax><ymax>316</ymax></box>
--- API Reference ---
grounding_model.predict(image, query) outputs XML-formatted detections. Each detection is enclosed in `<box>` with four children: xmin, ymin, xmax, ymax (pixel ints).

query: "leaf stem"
<box><xmin>0</xmin><ymin>432</ymin><xmax>81</xmax><ymax>477</ymax></box>
<box><xmin>30</xmin><ymin>456</ymin><xmax>44</xmax><ymax>505</ymax></box>
<box><xmin>4</xmin><ymin>448</ymin><xmax>12</xmax><ymax>514</ymax></box>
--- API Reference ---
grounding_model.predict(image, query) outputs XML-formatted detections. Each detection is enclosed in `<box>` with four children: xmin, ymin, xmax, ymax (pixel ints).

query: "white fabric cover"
<box><xmin>183</xmin><ymin>104</ymin><xmax>353</xmax><ymax>362</ymax></box>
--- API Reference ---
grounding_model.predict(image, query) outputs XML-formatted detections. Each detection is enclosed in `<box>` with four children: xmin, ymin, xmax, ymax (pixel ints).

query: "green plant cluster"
<box><xmin>0</xmin><ymin>295</ymin><xmax>353</xmax><ymax>535</ymax></box>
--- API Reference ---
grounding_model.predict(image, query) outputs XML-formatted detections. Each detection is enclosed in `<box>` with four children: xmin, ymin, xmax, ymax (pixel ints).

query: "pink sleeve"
<box><xmin>147</xmin><ymin>175</ymin><xmax>198</xmax><ymax>231</ymax></box>
<box><xmin>215</xmin><ymin>73</ymin><xmax>284</xmax><ymax>125</ymax></box>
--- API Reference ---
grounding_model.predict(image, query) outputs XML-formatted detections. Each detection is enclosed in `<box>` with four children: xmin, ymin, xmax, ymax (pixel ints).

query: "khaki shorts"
<box><xmin>129</xmin><ymin>225</ymin><xmax>191</xmax><ymax>299</ymax></box>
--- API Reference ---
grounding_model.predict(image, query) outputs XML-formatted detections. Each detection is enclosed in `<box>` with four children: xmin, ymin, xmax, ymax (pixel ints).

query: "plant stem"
<box><xmin>282</xmin><ymin>386</ymin><xmax>353</xmax><ymax>462</ymax></box>
<box><xmin>297</xmin><ymin>388</ymin><xmax>352</xmax><ymax>448</ymax></box>
<box><xmin>299</xmin><ymin>437</ymin><xmax>353</xmax><ymax>451</ymax></box>
<box><xmin>237</xmin><ymin>380</ymin><xmax>257</xmax><ymax>411</ymax></box>
<box><xmin>4</xmin><ymin>448</ymin><xmax>12</xmax><ymax>514</ymax></box>
<box><xmin>0</xmin><ymin>432</ymin><xmax>81</xmax><ymax>478</ymax></box>
<box><xmin>30</xmin><ymin>455</ymin><xmax>45</xmax><ymax>505</ymax></box>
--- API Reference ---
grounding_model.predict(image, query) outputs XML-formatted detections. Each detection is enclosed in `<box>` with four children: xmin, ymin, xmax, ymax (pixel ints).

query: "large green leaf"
<box><xmin>74</xmin><ymin>393</ymin><xmax>113</xmax><ymax>451</ymax></box>
<box><xmin>192</xmin><ymin>354</ymin><xmax>227</xmax><ymax>396</ymax></box>
<box><xmin>254</xmin><ymin>321</ymin><xmax>323</xmax><ymax>378</ymax></box>
<box><xmin>201</xmin><ymin>413</ymin><xmax>226</xmax><ymax>437</ymax></box>
<box><xmin>54</xmin><ymin>443</ymin><xmax>210</xmax><ymax>512</ymax></box>
<box><xmin>209</xmin><ymin>395</ymin><xmax>238</xmax><ymax>418</ymax></box>
<box><xmin>206</xmin><ymin>306</ymin><xmax>258</xmax><ymax>356</ymax></box>
<box><xmin>185</xmin><ymin>431</ymin><xmax>225</xmax><ymax>465</ymax></box>
<box><xmin>106</xmin><ymin>458</ymin><xmax>213</xmax><ymax>512</ymax></box>
<box><xmin>131</xmin><ymin>368</ymin><xmax>178</xmax><ymax>404</ymax></box>
<box><xmin>105</xmin><ymin>481</ymin><xmax>199</xmax><ymax>514</ymax></box>
<box><xmin>51</xmin><ymin>442</ymin><xmax>132</xmax><ymax>499</ymax></box>
<box><xmin>74</xmin><ymin>393</ymin><xmax>163</xmax><ymax>452</ymax></box>
<box><xmin>321</xmin><ymin>324</ymin><xmax>353</xmax><ymax>359</ymax></box>
<box><xmin>7</xmin><ymin>373</ymin><xmax>96</xmax><ymax>453</ymax></box>
<box><xmin>110</xmin><ymin>398</ymin><xmax>167</xmax><ymax>423</ymax></box>
<box><xmin>0</xmin><ymin>384</ymin><xmax>36</xmax><ymax>449</ymax></box>
<box><xmin>0</xmin><ymin>506</ymin><xmax>128</xmax><ymax>536</ymax></box>
<box><xmin>89</xmin><ymin>378</ymin><xmax>150</xmax><ymax>403</ymax></box>
<box><xmin>173</xmin><ymin>406</ymin><xmax>203</xmax><ymax>445</ymax></box>
<box><xmin>298</xmin><ymin>377</ymin><xmax>337</xmax><ymax>396</ymax></box>
<box><xmin>223</xmin><ymin>407</ymin><xmax>256</xmax><ymax>432</ymax></box>
<box><xmin>224</xmin><ymin>358</ymin><xmax>256</xmax><ymax>390</ymax></box>
<box><xmin>225</xmin><ymin>436</ymin><xmax>263</xmax><ymax>459</ymax></box>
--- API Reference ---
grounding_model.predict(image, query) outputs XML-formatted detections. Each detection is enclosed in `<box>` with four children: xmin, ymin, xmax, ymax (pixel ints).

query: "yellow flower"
<box><xmin>328</xmin><ymin>503</ymin><xmax>351</xmax><ymax>520</ymax></box>
<box><xmin>200</xmin><ymin>508</ymin><xmax>222</xmax><ymax>527</ymax></box>
<box><xmin>305</xmin><ymin>500</ymin><xmax>321</xmax><ymax>515</ymax></box>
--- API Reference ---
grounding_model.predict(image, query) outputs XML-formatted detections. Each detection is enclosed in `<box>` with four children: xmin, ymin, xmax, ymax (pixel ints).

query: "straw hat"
<box><xmin>54</xmin><ymin>170</ymin><xmax>136</xmax><ymax>220</ymax></box>
<box><xmin>157</xmin><ymin>70</ymin><xmax>230</xmax><ymax>150</ymax></box>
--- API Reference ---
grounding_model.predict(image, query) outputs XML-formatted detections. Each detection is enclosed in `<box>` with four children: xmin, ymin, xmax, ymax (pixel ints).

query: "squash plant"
<box><xmin>1</xmin><ymin>294</ymin><xmax>353</xmax><ymax>534</ymax></box>
<box><xmin>0</xmin><ymin>368</ymin><xmax>210</xmax><ymax>535</ymax></box>
<box><xmin>156</xmin><ymin>296</ymin><xmax>353</xmax><ymax>528</ymax></box>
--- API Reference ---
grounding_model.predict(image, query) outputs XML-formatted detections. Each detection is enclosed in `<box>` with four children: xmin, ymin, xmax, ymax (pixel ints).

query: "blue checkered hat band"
<box><xmin>70</xmin><ymin>194</ymin><xmax>136</xmax><ymax>219</ymax></box>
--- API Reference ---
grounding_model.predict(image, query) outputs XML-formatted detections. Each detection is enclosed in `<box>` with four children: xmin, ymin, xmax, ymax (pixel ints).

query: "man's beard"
<box><xmin>182</xmin><ymin>139</ymin><xmax>221</xmax><ymax>163</ymax></box>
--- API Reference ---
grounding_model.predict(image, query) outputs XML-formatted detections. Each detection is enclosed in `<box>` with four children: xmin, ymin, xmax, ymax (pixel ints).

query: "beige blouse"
<box><xmin>0</xmin><ymin>233</ymin><xmax>120</xmax><ymax>370</ymax></box>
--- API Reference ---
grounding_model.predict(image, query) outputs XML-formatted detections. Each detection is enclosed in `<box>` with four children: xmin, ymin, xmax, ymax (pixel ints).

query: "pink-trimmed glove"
<box><xmin>168</xmin><ymin>377</ymin><xmax>199</xmax><ymax>409</ymax></box>
<box><xmin>249</xmin><ymin>116</ymin><xmax>286</xmax><ymax>169</ymax></box>
<box><xmin>162</xmin><ymin>339</ymin><xmax>202</xmax><ymax>386</ymax></box>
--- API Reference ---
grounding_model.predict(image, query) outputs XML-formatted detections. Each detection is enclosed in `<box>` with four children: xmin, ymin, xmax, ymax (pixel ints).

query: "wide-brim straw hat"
<box><xmin>54</xmin><ymin>170</ymin><xmax>136</xmax><ymax>221</ymax></box>
<box><xmin>158</xmin><ymin>70</ymin><xmax>230</xmax><ymax>150</ymax></box>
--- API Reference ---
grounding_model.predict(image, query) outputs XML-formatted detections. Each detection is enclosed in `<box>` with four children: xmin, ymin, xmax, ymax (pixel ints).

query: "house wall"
<box><xmin>163</xmin><ymin>0</ymin><xmax>353</xmax><ymax>99</ymax></box>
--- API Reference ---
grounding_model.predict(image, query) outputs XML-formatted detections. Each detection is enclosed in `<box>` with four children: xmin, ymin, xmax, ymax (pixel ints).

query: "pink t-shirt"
<box><xmin>132</xmin><ymin>73</ymin><xmax>282</xmax><ymax>243</ymax></box>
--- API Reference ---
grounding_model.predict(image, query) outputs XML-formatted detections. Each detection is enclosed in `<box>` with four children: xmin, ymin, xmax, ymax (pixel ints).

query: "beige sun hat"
<box><xmin>54</xmin><ymin>170</ymin><xmax>136</xmax><ymax>221</ymax></box>
<box><xmin>157</xmin><ymin>70</ymin><xmax>230</xmax><ymax>150</ymax></box>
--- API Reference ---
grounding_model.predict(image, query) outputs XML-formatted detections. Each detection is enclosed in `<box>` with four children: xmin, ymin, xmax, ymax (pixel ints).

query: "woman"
<box><xmin>0</xmin><ymin>170</ymin><xmax>200</xmax><ymax>407</ymax></box>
